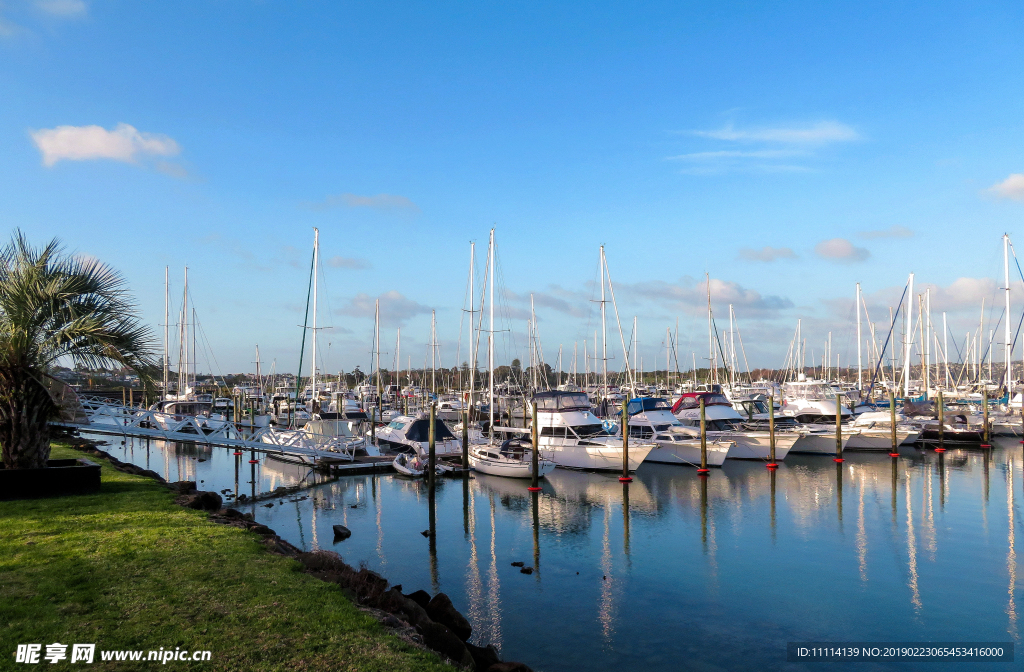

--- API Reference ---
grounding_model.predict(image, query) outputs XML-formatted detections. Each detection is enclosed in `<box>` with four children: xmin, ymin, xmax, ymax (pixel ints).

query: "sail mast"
<box><xmin>600</xmin><ymin>247</ymin><xmax>608</xmax><ymax>401</ymax></box>
<box><xmin>468</xmin><ymin>241</ymin><xmax>475</xmax><ymax>415</ymax></box>
<box><xmin>488</xmin><ymin>228</ymin><xmax>494</xmax><ymax>442</ymax></box>
<box><xmin>311</xmin><ymin>228</ymin><xmax>319</xmax><ymax>405</ymax></box>
<box><xmin>856</xmin><ymin>283</ymin><xmax>862</xmax><ymax>391</ymax></box>
<box><xmin>163</xmin><ymin>266</ymin><xmax>169</xmax><ymax>398</ymax></box>
<box><xmin>1005</xmin><ymin>234</ymin><xmax>1012</xmax><ymax>391</ymax></box>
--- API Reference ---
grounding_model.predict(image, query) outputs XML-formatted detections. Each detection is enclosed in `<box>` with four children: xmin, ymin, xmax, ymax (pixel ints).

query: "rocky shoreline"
<box><xmin>66</xmin><ymin>438</ymin><xmax>534</xmax><ymax>672</ymax></box>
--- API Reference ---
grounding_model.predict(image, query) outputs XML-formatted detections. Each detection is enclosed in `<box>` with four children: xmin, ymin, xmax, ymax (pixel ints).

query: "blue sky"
<box><xmin>3</xmin><ymin>0</ymin><xmax>1024</xmax><ymax>377</ymax></box>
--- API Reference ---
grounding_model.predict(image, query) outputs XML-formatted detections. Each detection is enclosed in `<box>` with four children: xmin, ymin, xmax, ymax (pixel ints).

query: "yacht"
<box><xmin>623</xmin><ymin>397</ymin><xmax>732</xmax><ymax>467</ymax></box>
<box><xmin>845</xmin><ymin>411</ymin><xmax>918</xmax><ymax>450</ymax></box>
<box><xmin>373</xmin><ymin>414</ymin><xmax>462</xmax><ymax>458</ymax></box>
<box><xmin>781</xmin><ymin>380</ymin><xmax>853</xmax><ymax>424</ymax></box>
<box><xmin>524</xmin><ymin>390</ymin><xmax>654</xmax><ymax>471</ymax></box>
<box><xmin>469</xmin><ymin>436</ymin><xmax>556</xmax><ymax>478</ymax></box>
<box><xmin>672</xmin><ymin>391</ymin><xmax>797</xmax><ymax>460</ymax></box>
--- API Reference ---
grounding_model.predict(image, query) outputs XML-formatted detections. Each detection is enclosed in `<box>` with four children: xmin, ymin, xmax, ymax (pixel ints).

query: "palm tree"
<box><xmin>0</xmin><ymin>231</ymin><xmax>156</xmax><ymax>469</ymax></box>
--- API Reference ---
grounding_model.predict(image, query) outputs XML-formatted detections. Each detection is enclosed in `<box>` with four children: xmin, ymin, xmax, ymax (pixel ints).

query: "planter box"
<box><xmin>0</xmin><ymin>458</ymin><xmax>102</xmax><ymax>501</ymax></box>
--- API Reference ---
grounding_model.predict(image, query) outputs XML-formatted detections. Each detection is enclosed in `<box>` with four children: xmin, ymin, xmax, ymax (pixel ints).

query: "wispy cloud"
<box><xmin>738</xmin><ymin>246</ymin><xmax>798</xmax><ymax>262</ymax></box>
<box><xmin>30</xmin><ymin>123</ymin><xmax>180</xmax><ymax>168</ymax></box>
<box><xmin>306</xmin><ymin>192</ymin><xmax>420</xmax><ymax>213</ymax></box>
<box><xmin>858</xmin><ymin>224</ymin><xmax>913</xmax><ymax>240</ymax></box>
<box><xmin>36</xmin><ymin>0</ymin><xmax>86</xmax><ymax>16</ymax></box>
<box><xmin>988</xmin><ymin>174</ymin><xmax>1024</xmax><ymax>201</ymax></box>
<box><xmin>692</xmin><ymin>121</ymin><xmax>859</xmax><ymax>144</ymax></box>
<box><xmin>337</xmin><ymin>290</ymin><xmax>431</xmax><ymax>327</ymax></box>
<box><xmin>814</xmin><ymin>237</ymin><xmax>870</xmax><ymax>262</ymax></box>
<box><xmin>327</xmin><ymin>256</ymin><xmax>371</xmax><ymax>270</ymax></box>
<box><xmin>672</xmin><ymin>119</ymin><xmax>859</xmax><ymax>174</ymax></box>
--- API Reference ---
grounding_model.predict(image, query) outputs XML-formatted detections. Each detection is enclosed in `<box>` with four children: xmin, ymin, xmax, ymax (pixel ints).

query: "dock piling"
<box><xmin>619</xmin><ymin>398</ymin><xmax>632</xmax><ymax>482</ymax></box>
<box><xmin>767</xmin><ymin>394</ymin><xmax>777</xmax><ymax>468</ymax></box>
<box><xmin>834</xmin><ymin>394</ymin><xmax>844</xmax><ymax>462</ymax></box>
<box><xmin>698</xmin><ymin>397</ymin><xmax>709</xmax><ymax>473</ymax></box>
<box><xmin>529</xmin><ymin>401</ymin><xmax>541</xmax><ymax>491</ymax></box>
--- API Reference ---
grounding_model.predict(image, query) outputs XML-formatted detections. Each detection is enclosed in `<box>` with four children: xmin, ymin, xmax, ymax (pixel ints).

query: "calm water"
<box><xmin>89</xmin><ymin>432</ymin><xmax>1023</xmax><ymax>671</ymax></box>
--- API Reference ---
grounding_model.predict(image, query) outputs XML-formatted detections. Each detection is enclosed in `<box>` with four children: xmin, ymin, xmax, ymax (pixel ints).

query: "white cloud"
<box><xmin>307</xmin><ymin>192</ymin><xmax>420</xmax><ymax>212</ymax></box>
<box><xmin>327</xmin><ymin>256</ymin><xmax>371</xmax><ymax>270</ymax></box>
<box><xmin>814</xmin><ymin>238</ymin><xmax>870</xmax><ymax>262</ymax></box>
<box><xmin>988</xmin><ymin>174</ymin><xmax>1024</xmax><ymax>201</ymax></box>
<box><xmin>738</xmin><ymin>246</ymin><xmax>798</xmax><ymax>262</ymax></box>
<box><xmin>692</xmin><ymin>121</ymin><xmax>859</xmax><ymax>144</ymax></box>
<box><xmin>35</xmin><ymin>0</ymin><xmax>86</xmax><ymax>16</ymax></box>
<box><xmin>337</xmin><ymin>290</ymin><xmax>431</xmax><ymax>327</ymax></box>
<box><xmin>859</xmin><ymin>225</ymin><xmax>913</xmax><ymax>239</ymax></box>
<box><xmin>668</xmin><ymin>149</ymin><xmax>805</xmax><ymax>161</ymax></box>
<box><xmin>622</xmin><ymin>276</ymin><xmax>794</xmax><ymax>316</ymax></box>
<box><xmin>30</xmin><ymin>123</ymin><xmax>180</xmax><ymax>167</ymax></box>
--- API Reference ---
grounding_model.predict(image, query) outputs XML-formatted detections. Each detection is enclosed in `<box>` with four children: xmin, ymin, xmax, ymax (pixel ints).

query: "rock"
<box><xmin>426</xmin><ymin>593</ymin><xmax>472</xmax><ymax>642</ymax></box>
<box><xmin>139</xmin><ymin>469</ymin><xmax>165</xmax><ymax>482</ymax></box>
<box><xmin>247</xmin><ymin>524</ymin><xmax>273</xmax><ymax>535</ymax></box>
<box><xmin>170</xmin><ymin>481</ymin><xmax>196</xmax><ymax>494</ymax></box>
<box><xmin>519</xmin><ymin>567</ymin><xmax>534</xmax><ymax>575</ymax></box>
<box><xmin>332</xmin><ymin>525</ymin><xmax>352</xmax><ymax>540</ymax></box>
<box><xmin>390</xmin><ymin>592</ymin><xmax>431</xmax><ymax>628</ymax></box>
<box><xmin>405</xmin><ymin>590</ymin><xmax>431</xmax><ymax>609</ymax></box>
<box><xmin>381</xmin><ymin>614</ymin><xmax>407</xmax><ymax>629</ymax></box>
<box><xmin>220</xmin><ymin>508</ymin><xmax>245</xmax><ymax>519</ymax></box>
<box><xmin>466</xmin><ymin>643</ymin><xmax>500</xmax><ymax>671</ymax></box>
<box><xmin>262</xmin><ymin>503</ymin><xmax>274</xmax><ymax>508</ymax></box>
<box><xmin>177</xmin><ymin>491</ymin><xmax>222</xmax><ymax>511</ymax></box>
<box><xmin>237</xmin><ymin>494</ymin><xmax>248</xmax><ymax>502</ymax></box>
<box><xmin>420</xmin><ymin>621</ymin><xmax>472</xmax><ymax>668</ymax></box>
<box><xmin>485</xmin><ymin>664</ymin><xmax>533</xmax><ymax>672</ymax></box>
<box><xmin>510</xmin><ymin>561</ymin><xmax>524</xmax><ymax>567</ymax></box>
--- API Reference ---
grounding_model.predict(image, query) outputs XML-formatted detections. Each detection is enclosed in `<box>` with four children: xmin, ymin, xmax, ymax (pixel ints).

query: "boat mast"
<box><xmin>706</xmin><ymin>274</ymin><xmax>714</xmax><ymax>386</ymax></box>
<box><xmin>943</xmin><ymin>312</ymin><xmax>949</xmax><ymax>391</ymax></box>
<box><xmin>311</xmin><ymin>228</ymin><xmax>319</xmax><ymax>406</ymax></box>
<box><xmin>600</xmin><ymin>246</ymin><xmax>608</xmax><ymax>401</ymax></box>
<box><xmin>488</xmin><ymin>228</ymin><xmax>495</xmax><ymax>442</ymax></box>
<box><xmin>396</xmin><ymin>329</ymin><xmax>400</xmax><ymax>397</ymax></box>
<box><xmin>163</xmin><ymin>266</ymin><xmax>169</xmax><ymax>398</ymax></box>
<box><xmin>856</xmin><ymin>283</ymin><xmax>862</xmax><ymax>391</ymax></box>
<box><xmin>904</xmin><ymin>272</ymin><xmax>914</xmax><ymax>398</ymax></box>
<box><xmin>468</xmin><ymin>241</ymin><xmax>475</xmax><ymax>415</ymax></box>
<box><xmin>1005</xmin><ymin>233</ymin><xmax>1012</xmax><ymax>392</ymax></box>
<box><xmin>374</xmin><ymin>299</ymin><xmax>380</xmax><ymax>401</ymax></box>
<box><xmin>431</xmin><ymin>310</ymin><xmax>437</xmax><ymax>395</ymax></box>
<box><xmin>179</xmin><ymin>266</ymin><xmax>188</xmax><ymax>396</ymax></box>
<box><xmin>728</xmin><ymin>305</ymin><xmax>736</xmax><ymax>389</ymax></box>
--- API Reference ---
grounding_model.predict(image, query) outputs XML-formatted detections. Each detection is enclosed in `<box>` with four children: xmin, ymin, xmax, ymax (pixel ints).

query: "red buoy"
<box><xmin>980</xmin><ymin>444</ymin><xmax>992</xmax><ymax>449</ymax></box>
<box><xmin>888</xmin><ymin>452</ymin><xmax>900</xmax><ymax>457</ymax></box>
<box><xmin>618</xmin><ymin>476</ymin><xmax>633</xmax><ymax>483</ymax></box>
<box><xmin>696</xmin><ymin>468</ymin><xmax>710</xmax><ymax>473</ymax></box>
<box><xmin>833</xmin><ymin>458</ymin><xmax>844</xmax><ymax>463</ymax></box>
<box><xmin>248</xmin><ymin>459</ymin><xmax>259</xmax><ymax>464</ymax></box>
<box><xmin>527</xmin><ymin>486</ymin><xmax>542</xmax><ymax>492</ymax></box>
<box><xmin>934</xmin><ymin>448</ymin><xmax>946</xmax><ymax>452</ymax></box>
<box><xmin>233</xmin><ymin>451</ymin><xmax>243</xmax><ymax>456</ymax></box>
<box><xmin>766</xmin><ymin>463</ymin><xmax>778</xmax><ymax>469</ymax></box>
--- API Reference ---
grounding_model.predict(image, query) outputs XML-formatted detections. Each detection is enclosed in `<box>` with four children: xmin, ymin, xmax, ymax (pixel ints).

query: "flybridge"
<box><xmin>531</xmin><ymin>391</ymin><xmax>590</xmax><ymax>411</ymax></box>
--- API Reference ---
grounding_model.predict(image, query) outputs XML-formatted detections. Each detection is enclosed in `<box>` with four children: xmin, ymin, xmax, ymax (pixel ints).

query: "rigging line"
<box><xmin>865</xmin><ymin>281</ymin><xmax>910</xmax><ymax>396</ymax></box>
<box><xmin>294</xmin><ymin>243</ymin><xmax>316</xmax><ymax>416</ymax></box>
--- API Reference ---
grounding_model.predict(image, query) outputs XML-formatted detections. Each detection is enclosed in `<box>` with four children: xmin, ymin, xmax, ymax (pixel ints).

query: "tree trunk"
<box><xmin>0</xmin><ymin>367</ymin><xmax>57</xmax><ymax>469</ymax></box>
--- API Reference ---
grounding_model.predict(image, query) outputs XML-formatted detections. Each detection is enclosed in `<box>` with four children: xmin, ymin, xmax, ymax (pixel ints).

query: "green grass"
<box><xmin>1</xmin><ymin>442</ymin><xmax>455</xmax><ymax>671</ymax></box>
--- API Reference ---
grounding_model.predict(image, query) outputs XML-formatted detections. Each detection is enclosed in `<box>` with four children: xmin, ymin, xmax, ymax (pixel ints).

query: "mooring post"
<box><xmin>620</xmin><ymin>398</ymin><xmax>632</xmax><ymax>482</ymax></box>
<box><xmin>371</xmin><ymin>407</ymin><xmax>377</xmax><ymax>448</ymax></box>
<box><xmin>767</xmin><ymin>394</ymin><xmax>777</xmax><ymax>468</ymax></box>
<box><xmin>888</xmin><ymin>390</ymin><xmax>899</xmax><ymax>457</ymax></box>
<box><xmin>428</xmin><ymin>402</ymin><xmax>436</xmax><ymax>486</ymax></box>
<box><xmin>834</xmin><ymin>394</ymin><xmax>844</xmax><ymax>463</ymax></box>
<box><xmin>981</xmin><ymin>387</ymin><xmax>991</xmax><ymax>448</ymax></box>
<box><xmin>529</xmin><ymin>401</ymin><xmax>541</xmax><ymax>491</ymax></box>
<box><xmin>936</xmin><ymin>390</ymin><xmax>946</xmax><ymax>453</ymax></box>
<box><xmin>462</xmin><ymin>406</ymin><xmax>469</xmax><ymax>470</ymax></box>
<box><xmin>698</xmin><ymin>397</ymin><xmax>709</xmax><ymax>473</ymax></box>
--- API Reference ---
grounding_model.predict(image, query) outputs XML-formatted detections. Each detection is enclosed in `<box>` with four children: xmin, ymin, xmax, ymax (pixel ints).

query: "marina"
<box><xmin>87</xmin><ymin>430</ymin><xmax>1023</xmax><ymax>671</ymax></box>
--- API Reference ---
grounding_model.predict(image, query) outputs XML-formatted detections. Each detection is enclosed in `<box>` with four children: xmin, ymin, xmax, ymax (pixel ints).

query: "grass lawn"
<box><xmin>1</xmin><ymin>442</ymin><xmax>455</xmax><ymax>671</ymax></box>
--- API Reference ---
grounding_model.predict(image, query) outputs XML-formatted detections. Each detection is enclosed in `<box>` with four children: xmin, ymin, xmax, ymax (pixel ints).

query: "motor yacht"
<box><xmin>623</xmin><ymin>397</ymin><xmax>732</xmax><ymax>467</ymax></box>
<box><xmin>469</xmin><ymin>436</ymin><xmax>556</xmax><ymax>478</ymax></box>
<box><xmin>672</xmin><ymin>391</ymin><xmax>796</xmax><ymax>460</ymax></box>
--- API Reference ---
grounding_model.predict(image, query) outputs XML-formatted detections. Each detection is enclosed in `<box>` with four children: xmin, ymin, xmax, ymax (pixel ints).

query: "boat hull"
<box><xmin>713</xmin><ymin>432</ymin><xmax>796</xmax><ymax>460</ymax></box>
<box><xmin>644</xmin><ymin>439</ymin><xmax>731</xmax><ymax>467</ymax></box>
<box><xmin>538</xmin><ymin>439</ymin><xmax>653</xmax><ymax>471</ymax></box>
<box><xmin>469</xmin><ymin>455</ymin><xmax>556</xmax><ymax>478</ymax></box>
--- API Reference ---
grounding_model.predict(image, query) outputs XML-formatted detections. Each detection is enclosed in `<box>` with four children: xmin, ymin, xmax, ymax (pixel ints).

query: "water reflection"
<box><xmin>90</xmin><ymin>432</ymin><xmax>1024</xmax><ymax>671</ymax></box>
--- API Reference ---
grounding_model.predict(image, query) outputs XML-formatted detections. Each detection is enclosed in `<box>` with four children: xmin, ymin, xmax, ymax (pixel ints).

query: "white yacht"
<box><xmin>672</xmin><ymin>391</ymin><xmax>796</xmax><ymax>460</ymax></box>
<box><xmin>845</xmin><ymin>411</ymin><xmax>918</xmax><ymax>450</ymax></box>
<box><xmin>373</xmin><ymin>414</ymin><xmax>462</xmax><ymax>458</ymax></box>
<box><xmin>469</xmin><ymin>436</ymin><xmax>556</xmax><ymax>478</ymax></box>
<box><xmin>524</xmin><ymin>391</ymin><xmax>654</xmax><ymax>471</ymax></box>
<box><xmin>623</xmin><ymin>397</ymin><xmax>732</xmax><ymax>467</ymax></box>
<box><xmin>781</xmin><ymin>379</ymin><xmax>853</xmax><ymax>424</ymax></box>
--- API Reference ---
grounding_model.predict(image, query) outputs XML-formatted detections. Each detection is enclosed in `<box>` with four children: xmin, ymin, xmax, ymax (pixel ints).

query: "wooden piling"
<box><xmin>834</xmin><ymin>394</ymin><xmax>844</xmax><ymax>462</ymax></box>
<box><xmin>888</xmin><ymin>390</ymin><xmax>899</xmax><ymax>457</ymax></box>
<box><xmin>462</xmin><ymin>406</ymin><xmax>469</xmax><ymax>470</ymax></box>
<box><xmin>935</xmin><ymin>390</ymin><xmax>945</xmax><ymax>452</ymax></box>
<box><xmin>981</xmin><ymin>387</ymin><xmax>991</xmax><ymax>447</ymax></box>
<box><xmin>371</xmin><ymin>407</ymin><xmax>376</xmax><ymax>448</ymax></box>
<box><xmin>529</xmin><ymin>401</ymin><xmax>541</xmax><ymax>491</ymax></box>
<box><xmin>428</xmin><ymin>402</ymin><xmax>436</xmax><ymax>487</ymax></box>
<box><xmin>767</xmin><ymin>394</ymin><xmax>777</xmax><ymax>468</ymax></box>
<box><xmin>698</xmin><ymin>397</ymin><xmax>709</xmax><ymax>473</ymax></box>
<box><xmin>619</xmin><ymin>398</ymin><xmax>632</xmax><ymax>482</ymax></box>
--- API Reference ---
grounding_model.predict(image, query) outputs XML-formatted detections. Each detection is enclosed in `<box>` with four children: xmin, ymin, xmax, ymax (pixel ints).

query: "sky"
<box><xmin>2</xmin><ymin>0</ymin><xmax>1024</xmax><ymax>379</ymax></box>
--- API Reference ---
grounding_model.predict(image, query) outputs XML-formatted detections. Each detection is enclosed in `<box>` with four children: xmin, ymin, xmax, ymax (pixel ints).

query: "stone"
<box><xmin>485</xmin><ymin>664</ymin><xmax>534</xmax><ymax>672</ymax></box>
<box><xmin>332</xmin><ymin>525</ymin><xmax>352</xmax><ymax>540</ymax></box>
<box><xmin>405</xmin><ymin>589</ymin><xmax>431</xmax><ymax>609</ymax></box>
<box><xmin>391</xmin><ymin>593</ymin><xmax>431</xmax><ymax>629</ymax></box>
<box><xmin>466</xmin><ymin>642</ymin><xmax>500</xmax><ymax>671</ymax></box>
<box><xmin>426</xmin><ymin>592</ymin><xmax>472</xmax><ymax>642</ymax></box>
<box><xmin>519</xmin><ymin>567</ymin><xmax>534</xmax><ymax>575</ymax></box>
<box><xmin>420</xmin><ymin>621</ymin><xmax>472</xmax><ymax>668</ymax></box>
<box><xmin>510</xmin><ymin>561</ymin><xmax>524</xmax><ymax>567</ymax></box>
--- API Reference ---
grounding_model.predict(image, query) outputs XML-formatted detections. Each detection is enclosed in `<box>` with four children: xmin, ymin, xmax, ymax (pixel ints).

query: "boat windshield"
<box><xmin>387</xmin><ymin>421</ymin><xmax>406</xmax><ymax>430</ymax></box>
<box><xmin>675</xmin><ymin>394</ymin><xmax>731</xmax><ymax>409</ymax></box>
<box><xmin>627</xmin><ymin>398</ymin><xmax>672</xmax><ymax>415</ymax></box>
<box><xmin>534</xmin><ymin>392</ymin><xmax>591</xmax><ymax>411</ymax></box>
<box><xmin>405</xmin><ymin>419</ymin><xmax>457</xmax><ymax>442</ymax></box>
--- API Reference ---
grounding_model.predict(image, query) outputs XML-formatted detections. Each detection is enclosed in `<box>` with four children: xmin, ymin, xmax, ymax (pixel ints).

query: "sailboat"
<box><xmin>466</xmin><ymin>229</ymin><xmax>556</xmax><ymax>479</ymax></box>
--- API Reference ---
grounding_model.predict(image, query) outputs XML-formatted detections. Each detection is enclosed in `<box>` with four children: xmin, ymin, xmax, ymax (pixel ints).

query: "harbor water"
<box><xmin>91</xmin><ymin>433</ymin><xmax>1022</xmax><ymax>671</ymax></box>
